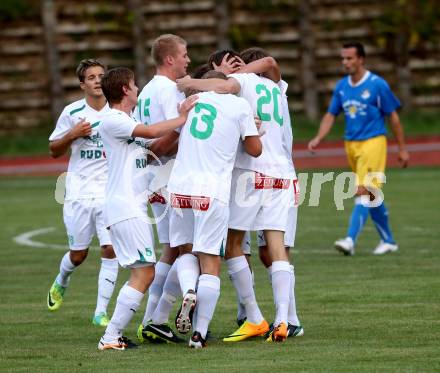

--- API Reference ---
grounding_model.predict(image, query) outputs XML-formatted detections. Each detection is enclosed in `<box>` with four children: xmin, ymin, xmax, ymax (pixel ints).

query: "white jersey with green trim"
<box><xmin>49</xmin><ymin>98</ymin><xmax>111</xmax><ymax>200</ymax></box>
<box><xmin>99</xmin><ymin>108</ymin><xmax>151</xmax><ymax>227</ymax></box>
<box><xmin>229</xmin><ymin>73</ymin><xmax>292</xmax><ymax>179</ymax></box>
<box><xmin>167</xmin><ymin>91</ymin><xmax>258</xmax><ymax>204</ymax></box>
<box><xmin>134</xmin><ymin>75</ymin><xmax>185</xmax><ymax>192</ymax></box>
<box><xmin>134</xmin><ymin>75</ymin><xmax>185</xmax><ymax>159</ymax></box>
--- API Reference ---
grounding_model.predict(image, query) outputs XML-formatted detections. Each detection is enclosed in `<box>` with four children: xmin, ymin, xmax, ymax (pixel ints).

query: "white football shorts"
<box><xmin>258</xmin><ymin>178</ymin><xmax>299</xmax><ymax>248</ymax></box>
<box><xmin>169</xmin><ymin>194</ymin><xmax>228</xmax><ymax>256</ymax></box>
<box><xmin>229</xmin><ymin>168</ymin><xmax>290</xmax><ymax>231</ymax></box>
<box><xmin>108</xmin><ymin>216</ymin><xmax>156</xmax><ymax>268</ymax></box>
<box><xmin>63</xmin><ymin>198</ymin><xmax>111</xmax><ymax>250</ymax></box>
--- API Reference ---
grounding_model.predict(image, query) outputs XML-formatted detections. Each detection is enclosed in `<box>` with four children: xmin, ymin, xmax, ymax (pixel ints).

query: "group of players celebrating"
<box><xmin>47</xmin><ymin>33</ymin><xmax>302</xmax><ymax>350</ymax></box>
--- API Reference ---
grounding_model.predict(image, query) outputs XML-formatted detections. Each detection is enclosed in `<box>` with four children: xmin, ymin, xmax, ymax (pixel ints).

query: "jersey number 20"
<box><xmin>256</xmin><ymin>84</ymin><xmax>283</xmax><ymax>126</ymax></box>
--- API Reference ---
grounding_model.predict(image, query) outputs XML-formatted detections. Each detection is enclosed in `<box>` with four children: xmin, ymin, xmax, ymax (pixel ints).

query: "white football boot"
<box><xmin>334</xmin><ymin>237</ymin><xmax>354</xmax><ymax>256</ymax></box>
<box><xmin>373</xmin><ymin>241</ymin><xmax>398</xmax><ymax>255</ymax></box>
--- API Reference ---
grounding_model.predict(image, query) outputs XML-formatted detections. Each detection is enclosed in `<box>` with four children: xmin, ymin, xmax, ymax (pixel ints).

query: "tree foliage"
<box><xmin>373</xmin><ymin>0</ymin><xmax>440</xmax><ymax>63</ymax></box>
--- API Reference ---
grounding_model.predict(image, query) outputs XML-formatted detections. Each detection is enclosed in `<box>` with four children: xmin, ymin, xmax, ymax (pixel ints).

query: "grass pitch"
<box><xmin>0</xmin><ymin>167</ymin><xmax>439</xmax><ymax>372</ymax></box>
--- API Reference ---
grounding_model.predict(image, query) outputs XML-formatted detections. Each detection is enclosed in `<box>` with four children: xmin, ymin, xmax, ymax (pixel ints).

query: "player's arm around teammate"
<box><xmin>97</xmin><ymin>67</ymin><xmax>196</xmax><ymax>351</ymax></box>
<box><xmin>166</xmin><ymin>71</ymin><xmax>262</xmax><ymax>347</ymax></box>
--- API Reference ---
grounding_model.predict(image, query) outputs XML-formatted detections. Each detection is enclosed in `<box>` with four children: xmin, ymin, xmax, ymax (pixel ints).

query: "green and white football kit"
<box><xmin>167</xmin><ymin>92</ymin><xmax>258</xmax><ymax>256</ymax></box>
<box><xmin>99</xmin><ymin>108</ymin><xmax>156</xmax><ymax>268</ymax></box>
<box><xmin>49</xmin><ymin>98</ymin><xmax>112</xmax><ymax>249</ymax></box>
<box><xmin>134</xmin><ymin>75</ymin><xmax>185</xmax><ymax>244</ymax></box>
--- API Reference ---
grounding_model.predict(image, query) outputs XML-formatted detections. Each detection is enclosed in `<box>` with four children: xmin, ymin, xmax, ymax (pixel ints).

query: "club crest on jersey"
<box><xmin>361</xmin><ymin>89</ymin><xmax>370</xmax><ymax>100</ymax></box>
<box><xmin>85</xmin><ymin>132</ymin><xmax>103</xmax><ymax>148</ymax></box>
<box><xmin>343</xmin><ymin>100</ymin><xmax>367</xmax><ymax>119</ymax></box>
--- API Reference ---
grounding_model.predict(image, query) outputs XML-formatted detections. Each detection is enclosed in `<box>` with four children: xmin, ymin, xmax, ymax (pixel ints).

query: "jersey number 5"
<box><xmin>190</xmin><ymin>103</ymin><xmax>217</xmax><ymax>140</ymax></box>
<box><xmin>256</xmin><ymin>84</ymin><xmax>283</xmax><ymax>126</ymax></box>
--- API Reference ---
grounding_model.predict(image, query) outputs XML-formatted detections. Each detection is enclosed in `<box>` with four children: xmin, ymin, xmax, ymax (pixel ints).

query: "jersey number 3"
<box><xmin>190</xmin><ymin>103</ymin><xmax>217</xmax><ymax>140</ymax></box>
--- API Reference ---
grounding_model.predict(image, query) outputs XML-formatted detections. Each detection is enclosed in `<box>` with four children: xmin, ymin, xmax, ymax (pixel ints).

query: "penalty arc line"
<box><xmin>12</xmin><ymin>226</ymin><xmax>161</xmax><ymax>253</ymax></box>
<box><xmin>13</xmin><ymin>227</ymin><xmax>70</xmax><ymax>251</ymax></box>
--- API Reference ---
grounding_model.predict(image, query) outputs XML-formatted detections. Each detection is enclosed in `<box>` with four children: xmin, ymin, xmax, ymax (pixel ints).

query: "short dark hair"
<box><xmin>101</xmin><ymin>67</ymin><xmax>134</xmax><ymax>105</ymax></box>
<box><xmin>207</xmin><ymin>49</ymin><xmax>240</xmax><ymax>69</ymax></box>
<box><xmin>191</xmin><ymin>64</ymin><xmax>211</xmax><ymax>79</ymax></box>
<box><xmin>76</xmin><ymin>59</ymin><xmax>106</xmax><ymax>82</ymax></box>
<box><xmin>342</xmin><ymin>41</ymin><xmax>366</xmax><ymax>58</ymax></box>
<box><xmin>240</xmin><ymin>47</ymin><xmax>270</xmax><ymax>64</ymax></box>
<box><xmin>201</xmin><ymin>70</ymin><xmax>227</xmax><ymax>80</ymax></box>
<box><xmin>151</xmin><ymin>34</ymin><xmax>187</xmax><ymax>66</ymax></box>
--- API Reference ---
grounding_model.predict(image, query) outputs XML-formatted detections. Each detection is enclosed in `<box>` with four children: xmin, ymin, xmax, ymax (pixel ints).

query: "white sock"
<box><xmin>288</xmin><ymin>265</ymin><xmax>300</xmax><ymax>326</ymax></box>
<box><xmin>194</xmin><ymin>274</ymin><xmax>220</xmax><ymax>339</ymax></box>
<box><xmin>192</xmin><ymin>304</ymin><xmax>198</xmax><ymax>331</ymax></box>
<box><xmin>150</xmin><ymin>261</ymin><xmax>180</xmax><ymax>325</ymax></box>
<box><xmin>95</xmin><ymin>258</ymin><xmax>119</xmax><ymax>315</ymax></box>
<box><xmin>143</xmin><ymin>261</ymin><xmax>171</xmax><ymax>324</ymax></box>
<box><xmin>236</xmin><ymin>292</ymin><xmax>246</xmax><ymax>321</ymax></box>
<box><xmin>56</xmin><ymin>252</ymin><xmax>76</xmax><ymax>287</ymax></box>
<box><xmin>272</xmin><ymin>261</ymin><xmax>291</xmax><ymax>326</ymax></box>
<box><xmin>103</xmin><ymin>284</ymin><xmax>144</xmax><ymax>341</ymax></box>
<box><xmin>227</xmin><ymin>256</ymin><xmax>264</xmax><ymax>324</ymax></box>
<box><xmin>177</xmin><ymin>254</ymin><xmax>200</xmax><ymax>296</ymax></box>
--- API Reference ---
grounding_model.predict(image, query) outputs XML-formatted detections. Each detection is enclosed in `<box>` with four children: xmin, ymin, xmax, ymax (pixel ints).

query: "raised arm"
<box><xmin>388</xmin><ymin>111</ymin><xmax>409</xmax><ymax>168</ymax></box>
<box><xmin>308</xmin><ymin>112</ymin><xmax>336</xmax><ymax>152</ymax></box>
<box><xmin>132</xmin><ymin>117</ymin><xmax>185</xmax><ymax>139</ymax></box>
<box><xmin>176</xmin><ymin>76</ymin><xmax>240</xmax><ymax>95</ymax></box>
<box><xmin>49</xmin><ymin>119</ymin><xmax>91</xmax><ymax>158</ymax></box>
<box><xmin>237</xmin><ymin>56</ymin><xmax>281</xmax><ymax>83</ymax></box>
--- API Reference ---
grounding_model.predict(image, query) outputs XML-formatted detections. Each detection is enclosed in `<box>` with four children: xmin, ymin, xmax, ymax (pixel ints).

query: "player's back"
<box><xmin>229</xmin><ymin>73</ymin><xmax>290</xmax><ymax>179</ymax></box>
<box><xmin>168</xmin><ymin>91</ymin><xmax>256</xmax><ymax>203</ymax></box>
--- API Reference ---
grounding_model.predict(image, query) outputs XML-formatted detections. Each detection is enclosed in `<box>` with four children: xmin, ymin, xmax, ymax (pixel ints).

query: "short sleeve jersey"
<box><xmin>49</xmin><ymin>99</ymin><xmax>111</xmax><ymax>200</ymax></box>
<box><xmin>134</xmin><ymin>75</ymin><xmax>185</xmax><ymax>160</ymax></box>
<box><xmin>134</xmin><ymin>75</ymin><xmax>185</xmax><ymax>192</ymax></box>
<box><xmin>99</xmin><ymin>109</ymin><xmax>150</xmax><ymax>227</ymax></box>
<box><xmin>167</xmin><ymin>91</ymin><xmax>258</xmax><ymax>204</ymax></box>
<box><xmin>328</xmin><ymin>71</ymin><xmax>401</xmax><ymax>141</ymax></box>
<box><xmin>229</xmin><ymin>73</ymin><xmax>291</xmax><ymax>179</ymax></box>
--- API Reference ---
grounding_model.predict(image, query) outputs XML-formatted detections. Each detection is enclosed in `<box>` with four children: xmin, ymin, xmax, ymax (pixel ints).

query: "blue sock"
<box><xmin>369</xmin><ymin>201</ymin><xmax>395</xmax><ymax>244</ymax></box>
<box><xmin>347</xmin><ymin>197</ymin><xmax>369</xmax><ymax>242</ymax></box>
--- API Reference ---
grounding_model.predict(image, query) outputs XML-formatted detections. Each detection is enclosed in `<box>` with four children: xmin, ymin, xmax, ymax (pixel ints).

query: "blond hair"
<box><xmin>151</xmin><ymin>34</ymin><xmax>186</xmax><ymax>66</ymax></box>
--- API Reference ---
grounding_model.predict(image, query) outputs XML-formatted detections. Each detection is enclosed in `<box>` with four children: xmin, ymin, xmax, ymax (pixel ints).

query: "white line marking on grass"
<box><xmin>13</xmin><ymin>227</ymin><xmax>68</xmax><ymax>251</ymax></box>
<box><xmin>13</xmin><ymin>227</ymin><xmax>164</xmax><ymax>254</ymax></box>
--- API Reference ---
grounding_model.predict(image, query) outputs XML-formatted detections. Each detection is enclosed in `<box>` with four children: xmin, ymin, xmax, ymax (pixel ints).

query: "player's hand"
<box><xmin>176</xmin><ymin>75</ymin><xmax>192</xmax><ymax>92</ymax></box>
<box><xmin>177</xmin><ymin>95</ymin><xmax>198</xmax><ymax>117</ymax></box>
<box><xmin>398</xmin><ymin>148</ymin><xmax>409</xmax><ymax>168</ymax></box>
<box><xmin>308</xmin><ymin>137</ymin><xmax>320</xmax><ymax>153</ymax></box>
<box><xmin>213</xmin><ymin>53</ymin><xmax>244</xmax><ymax>74</ymax></box>
<box><xmin>254</xmin><ymin>116</ymin><xmax>265</xmax><ymax>136</ymax></box>
<box><xmin>71</xmin><ymin>118</ymin><xmax>92</xmax><ymax>139</ymax></box>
